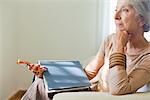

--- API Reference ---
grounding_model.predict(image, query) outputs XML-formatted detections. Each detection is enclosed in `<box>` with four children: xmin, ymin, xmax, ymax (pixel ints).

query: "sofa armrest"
<box><xmin>53</xmin><ymin>92</ymin><xmax>150</xmax><ymax>100</ymax></box>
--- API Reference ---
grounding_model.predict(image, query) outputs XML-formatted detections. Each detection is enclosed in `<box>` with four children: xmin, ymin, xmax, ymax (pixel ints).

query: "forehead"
<box><xmin>117</xmin><ymin>0</ymin><xmax>133</xmax><ymax>9</ymax></box>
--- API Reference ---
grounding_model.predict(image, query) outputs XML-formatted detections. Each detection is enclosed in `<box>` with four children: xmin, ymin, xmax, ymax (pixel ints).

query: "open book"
<box><xmin>38</xmin><ymin>60</ymin><xmax>91</xmax><ymax>93</ymax></box>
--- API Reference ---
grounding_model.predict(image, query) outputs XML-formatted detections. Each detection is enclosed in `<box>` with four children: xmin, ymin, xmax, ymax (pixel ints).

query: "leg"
<box><xmin>21</xmin><ymin>78</ymin><xmax>50</xmax><ymax>100</ymax></box>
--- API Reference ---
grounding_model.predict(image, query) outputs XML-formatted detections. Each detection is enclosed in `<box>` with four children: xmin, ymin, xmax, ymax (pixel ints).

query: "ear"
<box><xmin>136</xmin><ymin>15</ymin><xmax>145</xmax><ymax>27</ymax></box>
<box><xmin>139</xmin><ymin>20</ymin><xmax>145</xmax><ymax>27</ymax></box>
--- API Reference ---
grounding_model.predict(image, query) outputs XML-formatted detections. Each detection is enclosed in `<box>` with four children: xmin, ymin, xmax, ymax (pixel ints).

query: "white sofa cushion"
<box><xmin>53</xmin><ymin>92</ymin><xmax>150</xmax><ymax>100</ymax></box>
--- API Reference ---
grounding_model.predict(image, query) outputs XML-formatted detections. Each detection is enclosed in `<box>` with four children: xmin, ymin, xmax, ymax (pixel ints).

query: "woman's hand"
<box><xmin>113</xmin><ymin>31</ymin><xmax>129</xmax><ymax>53</ymax></box>
<box><xmin>17</xmin><ymin>60</ymin><xmax>47</xmax><ymax>78</ymax></box>
<box><xmin>28</xmin><ymin>64</ymin><xmax>47</xmax><ymax>78</ymax></box>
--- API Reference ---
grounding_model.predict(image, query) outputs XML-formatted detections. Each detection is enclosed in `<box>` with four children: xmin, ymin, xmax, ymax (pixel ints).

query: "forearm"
<box><xmin>108</xmin><ymin>46</ymin><xmax>132</xmax><ymax>95</ymax></box>
<box><xmin>84</xmin><ymin>56</ymin><xmax>104</xmax><ymax>80</ymax></box>
<box><xmin>108</xmin><ymin>66</ymin><xmax>150</xmax><ymax>95</ymax></box>
<box><xmin>108</xmin><ymin>66</ymin><xmax>133</xmax><ymax>95</ymax></box>
<box><xmin>108</xmin><ymin>52</ymin><xmax>150</xmax><ymax>95</ymax></box>
<box><xmin>108</xmin><ymin>31</ymin><xmax>129</xmax><ymax>93</ymax></box>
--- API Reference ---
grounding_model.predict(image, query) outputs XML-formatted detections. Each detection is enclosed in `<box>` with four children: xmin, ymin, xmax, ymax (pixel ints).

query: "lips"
<box><xmin>115</xmin><ymin>22</ymin><xmax>122</xmax><ymax>25</ymax></box>
<box><xmin>115</xmin><ymin>20</ymin><xmax>122</xmax><ymax>24</ymax></box>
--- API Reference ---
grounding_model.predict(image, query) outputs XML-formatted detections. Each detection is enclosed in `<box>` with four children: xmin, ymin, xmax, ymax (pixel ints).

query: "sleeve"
<box><xmin>96</xmin><ymin>35</ymin><xmax>109</xmax><ymax>58</ymax></box>
<box><xmin>96</xmin><ymin>33</ymin><xmax>114</xmax><ymax>58</ymax></box>
<box><xmin>108</xmin><ymin>54</ymin><xmax>150</xmax><ymax>95</ymax></box>
<box><xmin>84</xmin><ymin>35</ymin><xmax>111</xmax><ymax>80</ymax></box>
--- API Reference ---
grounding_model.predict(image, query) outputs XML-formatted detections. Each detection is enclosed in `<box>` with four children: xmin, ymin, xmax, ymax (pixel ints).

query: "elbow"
<box><xmin>109</xmin><ymin>88</ymin><xmax>123</xmax><ymax>95</ymax></box>
<box><xmin>109</xmin><ymin>83</ymin><xmax>126</xmax><ymax>95</ymax></box>
<box><xmin>109</xmin><ymin>84</ymin><xmax>130</xmax><ymax>95</ymax></box>
<box><xmin>84</xmin><ymin>68</ymin><xmax>97</xmax><ymax>80</ymax></box>
<box><xmin>109</xmin><ymin>86</ymin><xmax>135</xmax><ymax>95</ymax></box>
<box><xmin>109</xmin><ymin>89</ymin><xmax>124</xmax><ymax>95</ymax></box>
<box><xmin>109</xmin><ymin>90</ymin><xmax>134</xmax><ymax>95</ymax></box>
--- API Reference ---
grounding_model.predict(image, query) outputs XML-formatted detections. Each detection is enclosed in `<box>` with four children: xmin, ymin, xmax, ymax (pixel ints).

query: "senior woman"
<box><xmin>21</xmin><ymin>0</ymin><xmax>150</xmax><ymax>99</ymax></box>
<box><xmin>85</xmin><ymin>0</ymin><xmax>150</xmax><ymax>95</ymax></box>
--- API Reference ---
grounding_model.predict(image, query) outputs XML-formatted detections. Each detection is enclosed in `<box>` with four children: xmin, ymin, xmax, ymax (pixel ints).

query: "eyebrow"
<box><xmin>116</xmin><ymin>4</ymin><xmax>133</xmax><ymax>10</ymax></box>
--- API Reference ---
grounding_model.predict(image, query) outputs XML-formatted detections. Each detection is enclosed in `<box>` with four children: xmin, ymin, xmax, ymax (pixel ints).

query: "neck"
<box><xmin>126</xmin><ymin>31</ymin><xmax>149</xmax><ymax>54</ymax></box>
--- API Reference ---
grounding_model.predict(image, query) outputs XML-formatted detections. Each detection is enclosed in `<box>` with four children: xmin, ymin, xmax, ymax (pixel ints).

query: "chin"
<box><xmin>116</xmin><ymin>28</ymin><xmax>126</xmax><ymax>32</ymax></box>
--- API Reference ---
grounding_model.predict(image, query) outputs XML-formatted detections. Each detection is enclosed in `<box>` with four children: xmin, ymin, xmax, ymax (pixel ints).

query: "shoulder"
<box><xmin>105</xmin><ymin>33</ymin><xmax>116</xmax><ymax>40</ymax></box>
<box><xmin>147</xmin><ymin>43</ymin><xmax>150</xmax><ymax>51</ymax></box>
<box><xmin>99</xmin><ymin>33</ymin><xmax>116</xmax><ymax>55</ymax></box>
<box><xmin>102</xmin><ymin>33</ymin><xmax>116</xmax><ymax>44</ymax></box>
<box><xmin>142</xmin><ymin>43</ymin><xmax>150</xmax><ymax>57</ymax></box>
<box><xmin>137</xmin><ymin>44</ymin><xmax>150</xmax><ymax>68</ymax></box>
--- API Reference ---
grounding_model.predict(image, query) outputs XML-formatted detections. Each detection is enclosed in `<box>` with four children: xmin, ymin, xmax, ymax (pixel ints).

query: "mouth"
<box><xmin>115</xmin><ymin>20</ymin><xmax>123</xmax><ymax>25</ymax></box>
<box><xmin>115</xmin><ymin>22</ymin><xmax>123</xmax><ymax>25</ymax></box>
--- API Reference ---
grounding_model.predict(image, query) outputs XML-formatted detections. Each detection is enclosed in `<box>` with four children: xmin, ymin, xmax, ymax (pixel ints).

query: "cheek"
<box><xmin>122</xmin><ymin>16</ymin><xmax>130</xmax><ymax>25</ymax></box>
<box><xmin>122</xmin><ymin>13</ymin><xmax>138</xmax><ymax>26</ymax></box>
<box><xmin>122</xmin><ymin>17</ymin><xmax>135</xmax><ymax>28</ymax></box>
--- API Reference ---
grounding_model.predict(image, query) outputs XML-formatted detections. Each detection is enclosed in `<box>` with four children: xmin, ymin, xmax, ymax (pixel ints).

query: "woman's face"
<box><xmin>115</xmin><ymin>0</ymin><xmax>141</xmax><ymax>33</ymax></box>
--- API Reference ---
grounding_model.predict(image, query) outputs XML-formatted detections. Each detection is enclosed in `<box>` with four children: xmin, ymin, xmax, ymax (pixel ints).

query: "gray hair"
<box><xmin>128</xmin><ymin>0</ymin><xmax>150</xmax><ymax>32</ymax></box>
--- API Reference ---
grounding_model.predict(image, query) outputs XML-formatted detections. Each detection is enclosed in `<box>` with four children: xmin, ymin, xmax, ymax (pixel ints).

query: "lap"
<box><xmin>22</xmin><ymin>78</ymin><xmax>92</xmax><ymax>100</ymax></box>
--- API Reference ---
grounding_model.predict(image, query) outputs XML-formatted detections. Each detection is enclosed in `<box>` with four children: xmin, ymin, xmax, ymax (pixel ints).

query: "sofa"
<box><xmin>53</xmin><ymin>58</ymin><xmax>150</xmax><ymax>100</ymax></box>
<box><xmin>53</xmin><ymin>91</ymin><xmax>150</xmax><ymax>100</ymax></box>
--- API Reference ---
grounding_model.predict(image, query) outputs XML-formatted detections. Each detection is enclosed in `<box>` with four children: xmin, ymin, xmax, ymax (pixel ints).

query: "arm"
<box><xmin>108</xmin><ymin>31</ymin><xmax>150</xmax><ymax>95</ymax></box>
<box><xmin>84</xmin><ymin>35</ymin><xmax>109</xmax><ymax>80</ymax></box>
<box><xmin>108</xmin><ymin>58</ymin><xmax>150</xmax><ymax>95</ymax></box>
<box><xmin>84</xmin><ymin>54</ymin><xmax>104</xmax><ymax>80</ymax></box>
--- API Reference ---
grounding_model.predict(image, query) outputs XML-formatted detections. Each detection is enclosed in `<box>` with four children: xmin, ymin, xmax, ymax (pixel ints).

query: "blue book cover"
<box><xmin>38</xmin><ymin>60</ymin><xmax>91</xmax><ymax>93</ymax></box>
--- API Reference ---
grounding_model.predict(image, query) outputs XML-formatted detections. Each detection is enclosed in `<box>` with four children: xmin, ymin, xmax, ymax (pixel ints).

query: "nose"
<box><xmin>114</xmin><ymin>10</ymin><xmax>121</xmax><ymax>20</ymax></box>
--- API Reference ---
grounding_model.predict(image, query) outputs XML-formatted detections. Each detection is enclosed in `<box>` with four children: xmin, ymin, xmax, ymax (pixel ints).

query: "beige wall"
<box><xmin>0</xmin><ymin>3</ymin><xmax>2</xmax><ymax>99</ymax></box>
<box><xmin>0</xmin><ymin>2</ymin><xmax>18</xmax><ymax>99</ymax></box>
<box><xmin>0</xmin><ymin>0</ymin><xmax>103</xmax><ymax>99</ymax></box>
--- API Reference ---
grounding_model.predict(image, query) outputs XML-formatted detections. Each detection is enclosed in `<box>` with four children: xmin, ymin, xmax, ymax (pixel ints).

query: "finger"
<box><xmin>42</xmin><ymin>67</ymin><xmax>48</xmax><ymax>71</ymax></box>
<box><xmin>34</xmin><ymin>65</ymin><xmax>44</xmax><ymax>74</ymax></box>
<box><xmin>31</xmin><ymin>65</ymin><xmax>40</xmax><ymax>74</ymax></box>
<box><xmin>33</xmin><ymin>70</ymin><xmax>39</xmax><ymax>75</ymax></box>
<box><xmin>123</xmin><ymin>31</ymin><xmax>129</xmax><ymax>40</ymax></box>
<box><xmin>122</xmin><ymin>31</ymin><xmax>128</xmax><ymax>35</ymax></box>
<box><xmin>32</xmin><ymin>66</ymin><xmax>38</xmax><ymax>71</ymax></box>
<box><xmin>28</xmin><ymin>64</ymin><xmax>34</xmax><ymax>70</ymax></box>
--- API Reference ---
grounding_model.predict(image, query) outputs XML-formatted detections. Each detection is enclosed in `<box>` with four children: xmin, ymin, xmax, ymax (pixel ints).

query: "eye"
<box><xmin>121</xmin><ymin>8</ymin><xmax>129</xmax><ymax>12</ymax></box>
